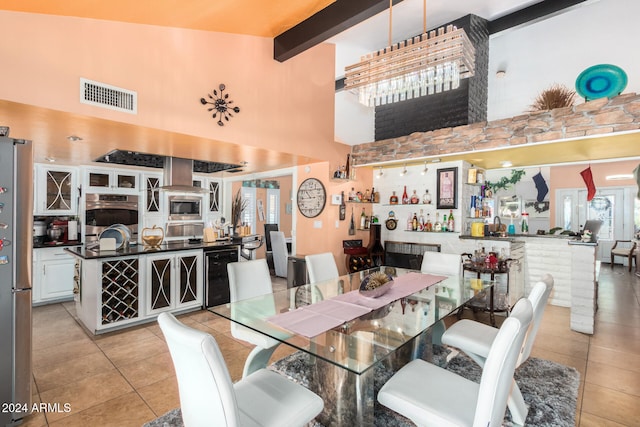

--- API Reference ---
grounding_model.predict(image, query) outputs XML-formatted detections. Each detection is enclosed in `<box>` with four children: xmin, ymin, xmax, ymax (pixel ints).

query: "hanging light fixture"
<box><xmin>344</xmin><ymin>0</ymin><xmax>475</xmax><ymax>107</ymax></box>
<box><xmin>377</xmin><ymin>166</ymin><xmax>384</xmax><ymax>178</ymax></box>
<box><xmin>399</xmin><ymin>164</ymin><xmax>408</xmax><ymax>176</ymax></box>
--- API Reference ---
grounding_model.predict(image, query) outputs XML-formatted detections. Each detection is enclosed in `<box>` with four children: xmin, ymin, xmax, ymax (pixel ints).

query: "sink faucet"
<box><xmin>493</xmin><ymin>216</ymin><xmax>502</xmax><ymax>227</ymax></box>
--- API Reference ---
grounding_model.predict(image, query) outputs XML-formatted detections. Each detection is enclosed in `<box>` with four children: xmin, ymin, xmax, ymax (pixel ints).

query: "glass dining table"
<box><xmin>208</xmin><ymin>266</ymin><xmax>491</xmax><ymax>426</ymax></box>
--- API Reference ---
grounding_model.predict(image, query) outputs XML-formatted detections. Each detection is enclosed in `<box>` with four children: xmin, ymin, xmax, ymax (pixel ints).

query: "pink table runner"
<box><xmin>267</xmin><ymin>272</ymin><xmax>447</xmax><ymax>338</ymax></box>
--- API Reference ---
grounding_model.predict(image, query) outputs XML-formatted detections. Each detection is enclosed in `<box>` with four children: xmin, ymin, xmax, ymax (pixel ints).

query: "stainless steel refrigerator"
<box><xmin>0</xmin><ymin>135</ymin><xmax>33</xmax><ymax>426</ymax></box>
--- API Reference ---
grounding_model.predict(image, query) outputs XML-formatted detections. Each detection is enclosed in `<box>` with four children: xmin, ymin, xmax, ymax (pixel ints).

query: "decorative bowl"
<box><xmin>359</xmin><ymin>272</ymin><xmax>394</xmax><ymax>298</ymax></box>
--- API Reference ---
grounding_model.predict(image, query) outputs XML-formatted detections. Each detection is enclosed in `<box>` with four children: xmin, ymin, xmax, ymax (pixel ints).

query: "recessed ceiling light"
<box><xmin>500</xmin><ymin>160</ymin><xmax>513</xmax><ymax>168</ymax></box>
<box><xmin>44</xmin><ymin>156</ymin><xmax>56</xmax><ymax>162</ymax></box>
<box><xmin>421</xmin><ymin>161</ymin><xmax>428</xmax><ymax>175</ymax></box>
<box><xmin>376</xmin><ymin>167</ymin><xmax>383</xmax><ymax>179</ymax></box>
<box><xmin>496</xmin><ymin>70</ymin><xmax>507</xmax><ymax>78</ymax></box>
<box><xmin>399</xmin><ymin>164</ymin><xmax>407</xmax><ymax>177</ymax></box>
<box><xmin>431</xmin><ymin>158</ymin><xmax>441</xmax><ymax>163</ymax></box>
<box><xmin>67</xmin><ymin>135</ymin><xmax>83</xmax><ymax>142</ymax></box>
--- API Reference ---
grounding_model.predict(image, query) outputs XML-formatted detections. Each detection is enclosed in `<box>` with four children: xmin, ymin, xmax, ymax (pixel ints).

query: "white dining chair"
<box><xmin>305</xmin><ymin>252</ymin><xmax>339</xmax><ymax>284</ymax></box>
<box><xmin>158</xmin><ymin>312</ymin><xmax>323</xmax><ymax>427</ymax></box>
<box><xmin>270</xmin><ymin>231</ymin><xmax>289</xmax><ymax>278</ymax></box>
<box><xmin>378</xmin><ymin>297</ymin><xmax>533</xmax><ymax>427</ymax></box>
<box><xmin>227</xmin><ymin>259</ymin><xmax>281</xmax><ymax>378</ymax></box>
<box><xmin>420</xmin><ymin>251</ymin><xmax>462</xmax><ymax>276</ymax></box>
<box><xmin>440</xmin><ymin>274</ymin><xmax>554</xmax><ymax>425</ymax></box>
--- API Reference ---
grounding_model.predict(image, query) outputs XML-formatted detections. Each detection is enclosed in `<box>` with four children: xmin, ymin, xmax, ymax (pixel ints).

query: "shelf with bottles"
<box><xmin>388</xmin><ymin>187</ymin><xmax>432</xmax><ymax>205</ymax></box>
<box><xmin>402</xmin><ymin>230</ymin><xmax>459</xmax><ymax>233</ymax></box>
<box><xmin>347</xmin><ymin>201</ymin><xmax>377</xmax><ymax>204</ymax></box>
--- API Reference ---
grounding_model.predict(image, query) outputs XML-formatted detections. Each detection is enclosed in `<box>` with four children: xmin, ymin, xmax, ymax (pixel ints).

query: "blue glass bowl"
<box><xmin>575</xmin><ymin>64</ymin><xmax>627</xmax><ymax>100</ymax></box>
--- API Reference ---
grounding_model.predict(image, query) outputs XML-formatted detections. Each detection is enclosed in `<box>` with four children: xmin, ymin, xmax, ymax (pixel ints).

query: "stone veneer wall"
<box><xmin>352</xmin><ymin>93</ymin><xmax>640</xmax><ymax>166</ymax></box>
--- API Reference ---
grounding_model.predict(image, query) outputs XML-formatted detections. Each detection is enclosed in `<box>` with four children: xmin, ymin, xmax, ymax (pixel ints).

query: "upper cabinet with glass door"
<box><xmin>34</xmin><ymin>165</ymin><xmax>79</xmax><ymax>215</ymax></box>
<box><xmin>84</xmin><ymin>167</ymin><xmax>138</xmax><ymax>194</ymax></box>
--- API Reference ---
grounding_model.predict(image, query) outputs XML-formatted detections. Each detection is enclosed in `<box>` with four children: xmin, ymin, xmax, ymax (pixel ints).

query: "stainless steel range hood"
<box><xmin>160</xmin><ymin>157</ymin><xmax>206</xmax><ymax>192</ymax></box>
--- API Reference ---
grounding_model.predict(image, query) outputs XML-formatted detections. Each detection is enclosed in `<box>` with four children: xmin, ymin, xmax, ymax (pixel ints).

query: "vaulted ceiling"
<box><xmin>1</xmin><ymin>0</ymin><xmax>638</xmax><ymax>172</ymax></box>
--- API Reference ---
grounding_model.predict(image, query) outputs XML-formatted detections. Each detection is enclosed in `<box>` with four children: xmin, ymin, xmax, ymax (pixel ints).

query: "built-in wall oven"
<box><xmin>168</xmin><ymin>195</ymin><xmax>202</xmax><ymax>221</ymax></box>
<box><xmin>85</xmin><ymin>193</ymin><xmax>139</xmax><ymax>242</ymax></box>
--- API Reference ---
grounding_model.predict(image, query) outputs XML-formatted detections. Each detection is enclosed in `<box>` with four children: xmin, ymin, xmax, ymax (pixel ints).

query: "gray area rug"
<box><xmin>143</xmin><ymin>348</ymin><xmax>579</xmax><ymax>427</ymax></box>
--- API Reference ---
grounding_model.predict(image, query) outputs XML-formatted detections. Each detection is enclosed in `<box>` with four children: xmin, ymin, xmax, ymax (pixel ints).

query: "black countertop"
<box><xmin>65</xmin><ymin>239</ymin><xmax>241</xmax><ymax>260</ymax></box>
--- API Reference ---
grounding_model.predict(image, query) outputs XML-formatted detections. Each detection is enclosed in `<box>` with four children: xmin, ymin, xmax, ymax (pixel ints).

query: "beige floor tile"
<box><xmin>100</xmin><ymin>334</ymin><xmax>169</xmax><ymax>368</ymax></box>
<box><xmin>33</xmin><ymin>351</ymin><xmax>115</xmax><ymax>393</ymax></box>
<box><xmin>585</xmin><ymin>360</ymin><xmax>640</xmax><ymax>397</ymax></box>
<box><xmin>580</xmin><ymin>411</ymin><xmax>628</xmax><ymax>426</ymax></box>
<box><xmin>531</xmin><ymin>331</ymin><xmax>590</xmax><ymax>359</ymax></box>
<box><xmin>590</xmin><ymin>332</ymin><xmax>640</xmax><ymax>355</ymax></box>
<box><xmin>118</xmin><ymin>351</ymin><xmax>175</xmax><ymax>389</ymax></box>
<box><xmin>179</xmin><ymin>309</ymin><xmax>218</xmax><ymax>324</ymax></box>
<box><xmin>93</xmin><ymin>326</ymin><xmax>158</xmax><ymax>351</ymax></box>
<box><xmin>581</xmin><ymin>382</ymin><xmax>640</xmax><ymax>426</ymax></box>
<box><xmin>39</xmin><ymin>370</ymin><xmax>133</xmax><ymax>423</ymax></box>
<box><xmin>593</xmin><ymin>321</ymin><xmax>640</xmax><ymax>340</ymax></box>
<box><xmin>18</xmin><ymin>410</ymin><xmax>48</xmax><ymax>427</ymax></box>
<box><xmin>32</xmin><ymin>327</ymin><xmax>93</xmax><ymax>352</ymax></box>
<box><xmin>137</xmin><ymin>375</ymin><xmax>180</xmax><ymax>416</ymax></box>
<box><xmin>588</xmin><ymin>344</ymin><xmax>640</xmax><ymax>375</ymax></box>
<box><xmin>32</xmin><ymin>337</ymin><xmax>102</xmax><ymax>369</ymax></box>
<box><xmin>224</xmin><ymin>347</ymin><xmax>252</xmax><ymax>382</ymax></box>
<box><xmin>48</xmin><ymin>391</ymin><xmax>155</xmax><ymax>427</ymax></box>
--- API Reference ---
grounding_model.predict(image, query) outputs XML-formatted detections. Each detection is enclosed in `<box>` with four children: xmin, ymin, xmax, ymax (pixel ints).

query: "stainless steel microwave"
<box><xmin>168</xmin><ymin>195</ymin><xmax>202</xmax><ymax>221</ymax></box>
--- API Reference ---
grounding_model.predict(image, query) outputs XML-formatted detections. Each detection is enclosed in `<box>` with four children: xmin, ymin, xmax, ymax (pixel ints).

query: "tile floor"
<box><xmin>20</xmin><ymin>266</ymin><xmax>640</xmax><ymax>426</ymax></box>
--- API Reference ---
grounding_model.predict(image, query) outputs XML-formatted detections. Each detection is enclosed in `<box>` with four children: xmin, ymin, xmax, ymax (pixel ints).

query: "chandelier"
<box><xmin>344</xmin><ymin>0</ymin><xmax>475</xmax><ymax>107</ymax></box>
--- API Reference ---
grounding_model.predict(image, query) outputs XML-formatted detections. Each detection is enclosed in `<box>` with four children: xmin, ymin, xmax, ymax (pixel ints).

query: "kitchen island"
<box><xmin>66</xmin><ymin>239</ymin><xmax>243</xmax><ymax>334</ymax></box>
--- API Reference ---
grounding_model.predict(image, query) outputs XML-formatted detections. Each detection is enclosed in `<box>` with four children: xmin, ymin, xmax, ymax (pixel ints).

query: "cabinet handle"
<box><xmin>43</xmin><ymin>265</ymin><xmax>46</xmax><ymax>275</ymax></box>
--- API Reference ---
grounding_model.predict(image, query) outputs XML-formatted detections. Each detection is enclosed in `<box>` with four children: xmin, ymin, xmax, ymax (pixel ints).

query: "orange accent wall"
<box><xmin>295</xmin><ymin>163</ymin><xmax>373</xmax><ymax>275</ymax></box>
<box><xmin>0</xmin><ymin>10</ymin><xmax>339</xmax><ymax>161</ymax></box>
<box><xmin>549</xmin><ymin>160</ymin><xmax>639</xmax><ymax>225</ymax></box>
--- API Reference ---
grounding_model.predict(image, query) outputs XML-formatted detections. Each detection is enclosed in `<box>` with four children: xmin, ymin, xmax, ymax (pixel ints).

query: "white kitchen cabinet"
<box><xmin>145</xmin><ymin>250</ymin><xmax>202</xmax><ymax>315</ymax></box>
<box><xmin>142</xmin><ymin>172</ymin><xmax>163</xmax><ymax>215</ymax></box>
<box><xmin>33</xmin><ymin>165</ymin><xmax>79</xmax><ymax>215</ymax></box>
<box><xmin>32</xmin><ymin>247</ymin><xmax>76</xmax><ymax>305</ymax></box>
<box><xmin>84</xmin><ymin>167</ymin><xmax>138</xmax><ymax>194</ymax></box>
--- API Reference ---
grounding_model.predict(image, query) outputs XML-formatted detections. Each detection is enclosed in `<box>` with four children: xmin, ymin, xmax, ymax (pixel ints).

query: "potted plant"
<box><xmin>231</xmin><ymin>189</ymin><xmax>248</xmax><ymax>236</ymax></box>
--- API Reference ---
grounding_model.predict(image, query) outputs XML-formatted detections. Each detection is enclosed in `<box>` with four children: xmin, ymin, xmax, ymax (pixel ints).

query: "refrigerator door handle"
<box><xmin>12</xmin><ymin>288</ymin><xmax>31</xmax><ymax>293</ymax></box>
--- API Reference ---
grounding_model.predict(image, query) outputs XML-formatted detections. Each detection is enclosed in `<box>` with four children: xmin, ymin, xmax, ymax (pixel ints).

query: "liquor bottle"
<box><xmin>402</xmin><ymin>186</ymin><xmax>409</xmax><ymax>204</ymax></box>
<box><xmin>410</xmin><ymin>190</ymin><xmax>419</xmax><ymax>204</ymax></box>
<box><xmin>363</xmin><ymin>188</ymin><xmax>371</xmax><ymax>202</ymax></box>
<box><xmin>418</xmin><ymin>209</ymin><xmax>425</xmax><ymax>231</ymax></box>
<box><xmin>371</xmin><ymin>187</ymin><xmax>379</xmax><ymax>203</ymax></box>
<box><xmin>521</xmin><ymin>212</ymin><xmax>529</xmax><ymax>234</ymax></box>
<box><xmin>434</xmin><ymin>212</ymin><xmax>442</xmax><ymax>232</ymax></box>
<box><xmin>423</xmin><ymin>189</ymin><xmax>432</xmax><ymax>204</ymax></box>
<box><xmin>349</xmin><ymin>187</ymin><xmax>356</xmax><ymax>201</ymax></box>
<box><xmin>360</xmin><ymin>208</ymin><xmax>366</xmax><ymax>229</ymax></box>
<box><xmin>412</xmin><ymin>213</ymin><xmax>418</xmax><ymax>231</ymax></box>
<box><xmin>389</xmin><ymin>191</ymin><xmax>398</xmax><ymax>204</ymax></box>
<box><xmin>442</xmin><ymin>214</ymin><xmax>448</xmax><ymax>232</ymax></box>
<box><xmin>425</xmin><ymin>213</ymin><xmax>432</xmax><ymax>232</ymax></box>
<box><xmin>406</xmin><ymin>213</ymin><xmax>413</xmax><ymax>231</ymax></box>
<box><xmin>448</xmin><ymin>209</ymin><xmax>455</xmax><ymax>232</ymax></box>
<box><xmin>339</xmin><ymin>191</ymin><xmax>346</xmax><ymax>221</ymax></box>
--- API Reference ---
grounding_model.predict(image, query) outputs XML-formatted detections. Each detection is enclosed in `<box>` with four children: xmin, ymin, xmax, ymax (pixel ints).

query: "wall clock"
<box><xmin>297</xmin><ymin>178</ymin><xmax>326</xmax><ymax>218</ymax></box>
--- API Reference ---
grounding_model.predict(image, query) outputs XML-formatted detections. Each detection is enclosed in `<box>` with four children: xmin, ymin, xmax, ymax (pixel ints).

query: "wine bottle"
<box><xmin>442</xmin><ymin>214</ymin><xmax>448</xmax><ymax>232</ymax></box>
<box><xmin>360</xmin><ymin>207</ymin><xmax>366</xmax><ymax>229</ymax></box>
<box><xmin>412</xmin><ymin>213</ymin><xmax>418</xmax><ymax>231</ymax></box>
<box><xmin>448</xmin><ymin>209</ymin><xmax>455</xmax><ymax>232</ymax></box>
<box><xmin>402</xmin><ymin>186</ymin><xmax>409</xmax><ymax>204</ymax></box>
<box><xmin>339</xmin><ymin>191</ymin><xmax>346</xmax><ymax>221</ymax></box>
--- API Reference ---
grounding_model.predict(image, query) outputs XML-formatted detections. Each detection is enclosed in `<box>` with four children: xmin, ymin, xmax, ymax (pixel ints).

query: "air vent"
<box><xmin>80</xmin><ymin>78</ymin><xmax>137</xmax><ymax>114</ymax></box>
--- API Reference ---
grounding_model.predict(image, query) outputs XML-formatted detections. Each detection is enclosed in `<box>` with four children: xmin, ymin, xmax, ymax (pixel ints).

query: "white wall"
<box><xmin>335</xmin><ymin>0</ymin><xmax>640</xmax><ymax>145</ymax></box>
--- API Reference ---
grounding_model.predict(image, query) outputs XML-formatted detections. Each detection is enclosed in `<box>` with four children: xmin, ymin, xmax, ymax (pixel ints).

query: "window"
<box><xmin>266</xmin><ymin>188</ymin><xmax>280</xmax><ymax>225</ymax></box>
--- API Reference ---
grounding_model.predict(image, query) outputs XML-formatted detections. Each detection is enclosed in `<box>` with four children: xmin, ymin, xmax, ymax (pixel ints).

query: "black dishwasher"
<box><xmin>204</xmin><ymin>247</ymin><xmax>239</xmax><ymax>307</ymax></box>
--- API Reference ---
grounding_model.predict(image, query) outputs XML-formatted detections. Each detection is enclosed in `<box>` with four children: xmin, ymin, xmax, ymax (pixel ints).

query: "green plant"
<box><xmin>486</xmin><ymin>169</ymin><xmax>526</xmax><ymax>193</ymax></box>
<box><xmin>530</xmin><ymin>84</ymin><xmax>576</xmax><ymax>111</ymax></box>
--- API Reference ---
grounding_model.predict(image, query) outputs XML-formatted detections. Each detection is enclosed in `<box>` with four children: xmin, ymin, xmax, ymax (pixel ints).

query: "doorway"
<box><xmin>556</xmin><ymin>187</ymin><xmax>636</xmax><ymax>263</ymax></box>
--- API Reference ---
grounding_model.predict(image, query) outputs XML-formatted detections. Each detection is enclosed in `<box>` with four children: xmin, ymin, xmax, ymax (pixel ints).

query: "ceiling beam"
<box><xmin>488</xmin><ymin>0</ymin><xmax>588</xmax><ymax>34</ymax></box>
<box><xmin>274</xmin><ymin>0</ymin><xmax>404</xmax><ymax>62</ymax></box>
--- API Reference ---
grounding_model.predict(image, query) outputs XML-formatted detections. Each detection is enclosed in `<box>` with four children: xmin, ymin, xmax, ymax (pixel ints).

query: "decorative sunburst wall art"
<box><xmin>200</xmin><ymin>84</ymin><xmax>240</xmax><ymax>126</ymax></box>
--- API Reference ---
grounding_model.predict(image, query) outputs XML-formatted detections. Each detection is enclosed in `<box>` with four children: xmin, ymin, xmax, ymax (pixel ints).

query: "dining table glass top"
<box><xmin>208</xmin><ymin>266</ymin><xmax>490</xmax><ymax>375</ymax></box>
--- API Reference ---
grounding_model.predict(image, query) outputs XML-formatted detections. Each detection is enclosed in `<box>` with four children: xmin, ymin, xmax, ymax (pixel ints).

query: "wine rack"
<box><xmin>101</xmin><ymin>258</ymin><xmax>139</xmax><ymax>324</ymax></box>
